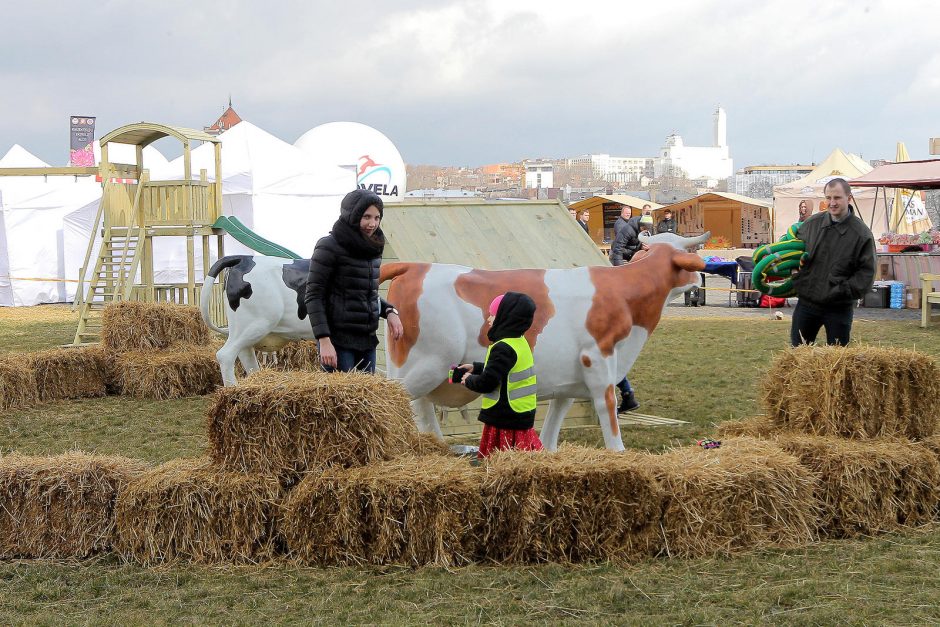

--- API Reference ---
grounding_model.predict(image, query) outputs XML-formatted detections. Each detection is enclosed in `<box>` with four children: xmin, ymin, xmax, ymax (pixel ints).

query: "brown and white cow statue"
<box><xmin>382</xmin><ymin>232</ymin><xmax>709</xmax><ymax>451</ymax></box>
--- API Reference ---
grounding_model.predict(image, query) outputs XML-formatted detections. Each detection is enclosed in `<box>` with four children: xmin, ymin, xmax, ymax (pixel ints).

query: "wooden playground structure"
<box><xmin>0</xmin><ymin>122</ymin><xmax>229</xmax><ymax>343</ymax></box>
<box><xmin>71</xmin><ymin>123</ymin><xmax>227</xmax><ymax>344</ymax></box>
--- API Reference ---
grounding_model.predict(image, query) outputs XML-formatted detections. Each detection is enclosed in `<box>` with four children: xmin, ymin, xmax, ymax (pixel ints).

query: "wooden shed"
<box><xmin>655</xmin><ymin>192</ymin><xmax>771</xmax><ymax>249</ymax></box>
<box><xmin>377</xmin><ymin>198</ymin><xmax>610</xmax><ymax>438</ymax></box>
<box><xmin>568</xmin><ymin>194</ymin><xmax>664</xmax><ymax>247</ymax></box>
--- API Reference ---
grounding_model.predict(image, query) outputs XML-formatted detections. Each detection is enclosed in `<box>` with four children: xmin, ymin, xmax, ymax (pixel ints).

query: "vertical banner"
<box><xmin>69</xmin><ymin>116</ymin><xmax>96</xmax><ymax>166</ymax></box>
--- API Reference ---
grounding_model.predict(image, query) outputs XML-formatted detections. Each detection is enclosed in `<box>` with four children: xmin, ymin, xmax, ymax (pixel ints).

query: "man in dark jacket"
<box><xmin>577</xmin><ymin>209</ymin><xmax>591</xmax><ymax>234</ymax></box>
<box><xmin>656</xmin><ymin>208</ymin><xmax>677</xmax><ymax>234</ymax></box>
<box><xmin>612</xmin><ymin>205</ymin><xmax>633</xmax><ymax>239</ymax></box>
<box><xmin>790</xmin><ymin>178</ymin><xmax>875</xmax><ymax>346</ymax></box>
<box><xmin>304</xmin><ymin>189</ymin><xmax>403</xmax><ymax>372</ymax></box>
<box><xmin>610</xmin><ymin>215</ymin><xmax>653</xmax><ymax>266</ymax></box>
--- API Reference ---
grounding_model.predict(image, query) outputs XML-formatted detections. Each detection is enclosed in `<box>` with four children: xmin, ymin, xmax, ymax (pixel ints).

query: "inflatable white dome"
<box><xmin>294</xmin><ymin>122</ymin><xmax>405</xmax><ymax>201</ymax></box>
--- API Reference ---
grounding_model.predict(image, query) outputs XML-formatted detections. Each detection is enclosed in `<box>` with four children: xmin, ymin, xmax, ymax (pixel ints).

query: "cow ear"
<box><xmin>674</xmin><ymin>252</ymin><xmax>705</xmax><ymax>272</ymax></box>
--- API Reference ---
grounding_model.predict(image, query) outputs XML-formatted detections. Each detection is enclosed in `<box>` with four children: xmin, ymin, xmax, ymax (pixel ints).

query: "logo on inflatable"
<box><xmin>357</xmin><ymin>155</ymin><xmax>399</xmax><ymax>197</ymax></box>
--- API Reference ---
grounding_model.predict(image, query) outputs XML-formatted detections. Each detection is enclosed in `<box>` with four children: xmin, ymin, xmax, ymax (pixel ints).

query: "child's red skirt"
<box><xmin>477</xmin><ymin>424</ymin><xmax>543</xmax><ymax>459</ymax></box>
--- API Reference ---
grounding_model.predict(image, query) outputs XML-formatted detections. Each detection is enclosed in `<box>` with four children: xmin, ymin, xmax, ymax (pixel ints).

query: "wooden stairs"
<box><xmin>72</xmin><ymin>226</ymin><xmax>144</xmax><ymax>345</ymax></box>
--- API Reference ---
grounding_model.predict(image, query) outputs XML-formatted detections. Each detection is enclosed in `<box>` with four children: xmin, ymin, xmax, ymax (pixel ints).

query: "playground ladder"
<box><xmin>72</xmin><ymin>177</ymin><xmax>147</xmax><ymax>345</ymax></box>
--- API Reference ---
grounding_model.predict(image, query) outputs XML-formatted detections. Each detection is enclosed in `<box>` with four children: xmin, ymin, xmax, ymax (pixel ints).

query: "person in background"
<box><xmin>613</xmin><ymin>205</ymin><xmax>632</xmax><ymax>239</ymax></box>
<box><xmin>568</xmin><ymin>207</ymin><xmax>578</xmax><ymax>220</ymax></box>
<box><xmin>458</xmin><ymin>293</ymin><xmax>543</xmax><ymax>459</ymax></box>
<box><xmin>656</xmin><ymin>208</ymin><xmax>677</xmax><ymax>234</ymax></box>
<box><xmin>610</xmin><ymin>214</ymin><xmax>654</xmax><ymax>266</ymax></box>
<box><xmin>798</xmin><ymin>200</ymin><xmax>812</xmax><ymax>222</ymax></box>
<box><xmin>790</xmin><ymin>178</ymin><xmax>875</xmax><ymax>347</ymax></box>
<box><xmin>642</xmin><ymin>203</ymin><xmax>653</xmax><ymax>217</ymax></box>
<box><xmin>305</xmin><ymin>189</ymin><xmax>404</xmax><ymax>372</ymax></box>
<box><xmin>577</xmin><ymin>209</ymin><xmax>591</xmax><ymax>234</ymax></box>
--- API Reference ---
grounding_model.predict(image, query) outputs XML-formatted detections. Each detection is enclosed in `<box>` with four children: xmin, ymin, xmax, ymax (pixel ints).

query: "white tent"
<box><xmin>1</xmin><ymin>122</ymin><xmax>352</xmax><ymax>306</ymax></box>
<box><xmin>772</xmin><ymin>148</ymin><xmax>890</xmax><ymax>237</ymax></box>
<box><xmin>153</xmin><ymin>121</ymin><xmax>355</xmax><ymax>258</ymax></box>
<box><xmin>0</xmin><ymin>142</ymin><xmax>174</xmax><ymax>306</ymax></box>
<box><xmin>0</xmin><ymin>179</ymin><xmax>100</xmax><ymax>305</ymax></box>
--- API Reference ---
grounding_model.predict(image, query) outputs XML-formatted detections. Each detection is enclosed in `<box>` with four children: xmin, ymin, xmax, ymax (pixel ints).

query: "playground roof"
<box><xmin>100</xmin><ymin>123</ymin><xmax>219</xmax><ymax>148</ymax></box>
<box><xmin>380</xmin><ymin>199</ymin><xmax>610</xmax><ymax>269</ymax></box>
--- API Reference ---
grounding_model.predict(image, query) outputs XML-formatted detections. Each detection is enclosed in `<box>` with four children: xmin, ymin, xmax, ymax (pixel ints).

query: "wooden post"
<box><xmin>202</xmin><ymin>235</ymin><xmax>211</xmax><ymax>277</ymax></box>
<box><xmin>214</xmin><ymin>142</ymin><xmax>222</xmax><ymax>221</ymax></box>
<box><xmin>186</xmin><ymin>234</ymin><xmax>196</xmax><ymax>305</ymax></box>
<box><xmin>143</xmin><ymin>234</ymin><xmax>155</xmax><ymax>302</ymax></box>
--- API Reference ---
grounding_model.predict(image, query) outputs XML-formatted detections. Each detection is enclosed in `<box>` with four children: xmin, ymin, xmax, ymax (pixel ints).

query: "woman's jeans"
<box><xmin>319</xmin><ymin>342</ymin><xmax>377</xmax><ymax>374</ymax></box>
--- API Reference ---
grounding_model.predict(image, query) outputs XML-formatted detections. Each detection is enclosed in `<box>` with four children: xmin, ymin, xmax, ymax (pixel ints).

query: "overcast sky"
<box><xmin>1</xmin><ymin>0</ymin><xmax>938</xmax><ymax>169</ymax></box>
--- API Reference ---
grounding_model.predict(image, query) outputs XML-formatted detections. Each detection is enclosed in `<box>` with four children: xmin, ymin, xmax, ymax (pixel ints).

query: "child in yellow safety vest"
<box><xmin>458</xmin><ymin>292</ymin><xmax>543</xmax><ymax>459</ymax></box>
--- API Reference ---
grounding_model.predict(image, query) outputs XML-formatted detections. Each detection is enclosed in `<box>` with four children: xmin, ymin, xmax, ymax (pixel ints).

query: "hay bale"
<box><xmin>111</xmin><ymin>347</ymin><xmax>221</xmax><ymax>399</ymax></box>
<box><xmin>0</xmin><ymin>452</ymin><xmax>149</xmax><ymax>558</ymax></box>
<box><xmin>480</xmin><ymin>446</ymin><xmax>664</xmax><ymax>563</ymax></box>
<box><xmin>404</xmin><ymin>431</ymin><xmax>452</xmax><ymax>458</ymax></box>
<box><xmin>0</xmin><ymin>354</ymin><xmax>38</xmax><ymax>411</ymax></box>
<box><xmin>761</xmin><ymin>345</ymin><xmax>940</xmax><ymax>440</ymax></box>
<box><xmin>282</xmin><ymin>455</ymin><xmax>481</xmax><ymax>566</ymax></box>
<box><xmin>207</xmin><ymin>370</ymin><xmax>416</xmax><ymax>481</ymax></box>
<box><xmin>714</xmin><ymin>416</ymin><xmax>778</xmax><ymax>439</ymax></box>
<box><xmin>774</xmin><ymin>434</ymin><xmax>940</xmax><ymax>537</ymax></box>
<box><xmin>30</xmin><ymin>346</ymin><xmax>109</xmax><ymax>401</ymax></box>
<box><xmin>643</xmin><ymin>437</ymin><xmax>818</xmax><ymax>558</ymax></box>
<box><xmin>101</xmin><ymin>301</ymin><xmax>210</xmax><ymax>352</ymax></box>
<box><xmin>258</xmin><ymin>340</ymin><xmax>321</xmax><ymax>372</ymax></box>
<box><xmin>115</xmin><ymin>457</ymin><xmax>282</xmax><ymax>565</ymax></box>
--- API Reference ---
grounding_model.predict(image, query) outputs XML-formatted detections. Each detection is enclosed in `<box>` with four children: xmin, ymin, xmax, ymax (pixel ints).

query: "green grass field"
<box><xmin>2</xmin><ymin>305</ymin><xmax>940</xmax><ymax>624</ymax></box>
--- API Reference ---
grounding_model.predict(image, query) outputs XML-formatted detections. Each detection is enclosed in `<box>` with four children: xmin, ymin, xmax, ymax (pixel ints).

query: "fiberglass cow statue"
<box><xmin>200</xmin><ymin>255</ymin><xmax>316</xmax><ymax>386</ymax></box>
<box><xmin>381</xmin><ymin>231</ymin><xmax>709</xmax><ymax>451</ymax></box>
<box><xmin>200</xmin><ymin>231</ymin><xmax>708</xmax><ymax>452</ymax></box>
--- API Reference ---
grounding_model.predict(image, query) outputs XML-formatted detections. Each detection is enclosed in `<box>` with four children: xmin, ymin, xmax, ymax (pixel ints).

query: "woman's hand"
<box><xmin>318</xmin><ymin>337</ymin><xmax>337</xmax><ymax>369</ymax></box>
<box><xmin>460</xmin><ymin>371</ymin><xmax>472</xmax><ymax>385</ymax></box>
<box><xmin>387</xmin><ymin>312</ymin><xmax>404</xmax><ymax>340</ymax></box>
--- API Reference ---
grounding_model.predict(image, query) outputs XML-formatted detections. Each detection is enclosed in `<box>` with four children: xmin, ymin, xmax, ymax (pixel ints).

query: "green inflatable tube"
<box><xmin>751</xmin><ymin>222</ymin><xmax>807</xmax><ymax>298</ymax></box>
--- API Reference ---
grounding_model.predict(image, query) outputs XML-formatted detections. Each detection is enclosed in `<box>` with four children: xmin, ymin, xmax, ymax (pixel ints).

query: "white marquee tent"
<box><xmin>1</xmin><ymin>121</ymin><xmax>356</xmax><ymax>306</ymax></box>
<box><xmin>0</xmin><ymin>143</ymin><xmax>171</xmax><ymax>306</ymax></box>
<box><xmin>152</xmin><ymin>120</ymin><xmax>355</xmax><ymax>259</ymax></box>
<box><xmin>772</xmin><ymin>148</ymin><xmax>891</xmax><ymax>237</ymax></box>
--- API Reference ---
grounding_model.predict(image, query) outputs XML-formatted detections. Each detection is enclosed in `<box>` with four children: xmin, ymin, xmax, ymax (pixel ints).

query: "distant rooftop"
<box><xmin>204</xmin><ymin>100</ymin><xmax>243</xmax><ymax>136</ymax></box>
<box><xmin>742</xmin><ymin>164</ymin><xmax>814</xmax><ymax>173</ymax></box>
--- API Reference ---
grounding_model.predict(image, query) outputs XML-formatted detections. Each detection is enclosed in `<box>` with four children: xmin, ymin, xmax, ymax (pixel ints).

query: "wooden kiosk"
<box><xmin>72</xmin><ymin>122</ymin><xmax>224</xmax><ymax>344</ymax></box>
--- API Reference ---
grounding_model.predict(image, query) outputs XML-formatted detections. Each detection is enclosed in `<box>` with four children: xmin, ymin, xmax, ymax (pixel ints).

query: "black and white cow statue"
<box><xmin>200</xmin><ymin>255</ymin><xmax>315</xmax><ymax>386</ymax></box>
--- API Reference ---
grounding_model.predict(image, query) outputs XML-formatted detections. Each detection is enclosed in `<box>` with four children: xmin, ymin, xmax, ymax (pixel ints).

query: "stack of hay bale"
<box><xmin>0</xmin><ymin>301</ymin><xmax>323</xmax><ymax>408</ymax></box>
<box><xmin>717</xmin><ymin>345</ymin><xmax>940</xmax><ymax>538</ymax></box>
<box><xmin>0</xmin><ymin>346</ymin><xmax>110</xmax><ymax>411</ymax></box>
<box><xmin>103</xmin><ymin>301</ymin><xmax>222</xmax><ymax>399</ymax></box>
<box><xmin>0</xmin><ymin>452</ymin><xmax>149</xmax><ymax>558</ymax></box>
<box><xmin>114</xmin><ymin>370</ymin><xmax>454</xmax><ymax>565</ymax></box>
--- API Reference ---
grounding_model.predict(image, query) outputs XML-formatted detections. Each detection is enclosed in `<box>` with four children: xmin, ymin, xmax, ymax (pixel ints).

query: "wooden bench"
<box><xmin>922</xmin><ymin>273</ymin><xmax>940</xmax><ymax>328</ymax></box>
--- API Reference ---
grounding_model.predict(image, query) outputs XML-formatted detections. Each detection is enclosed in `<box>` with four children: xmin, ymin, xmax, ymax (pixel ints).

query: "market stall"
<box><xmin>656</xmin><ymin>192</ymin><xmax>772</xmax><ymax>249</ymax></box>
<box><xmin>851</xmin><ymin>158</ymin><xmax>940</xmax><ymax>307</ymax></box>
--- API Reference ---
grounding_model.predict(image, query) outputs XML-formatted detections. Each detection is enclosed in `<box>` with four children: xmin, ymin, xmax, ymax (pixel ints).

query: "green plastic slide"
<box><xmin>212</xmin><ymin>216</ymin><xmax>302</xmax><ymax>259</ymax></box>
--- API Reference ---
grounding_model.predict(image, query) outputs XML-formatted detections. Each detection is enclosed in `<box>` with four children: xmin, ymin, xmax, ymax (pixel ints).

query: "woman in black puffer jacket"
<box><xmin>304</xmin><ymin>189</ymin><xmax>403</xmax><ymax>372</ymax></box>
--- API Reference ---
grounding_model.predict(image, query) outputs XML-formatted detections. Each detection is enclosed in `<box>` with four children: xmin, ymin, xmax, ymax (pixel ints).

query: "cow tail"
<box><xmin>200</xmin><ymin>272</ymin><xmax>228</xmax><ymax>336</ymax></box>
<box><xmin>380</xmin><ymin>262</ymin><xmax>410</xmax><ymax>284</ymax></box>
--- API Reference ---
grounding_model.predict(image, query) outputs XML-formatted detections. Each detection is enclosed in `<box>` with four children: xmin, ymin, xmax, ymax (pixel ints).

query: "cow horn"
<box><xmin>679</xmin><ymin>231</ymin><xmax>710</xmax><ymax>249</ymax></box>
